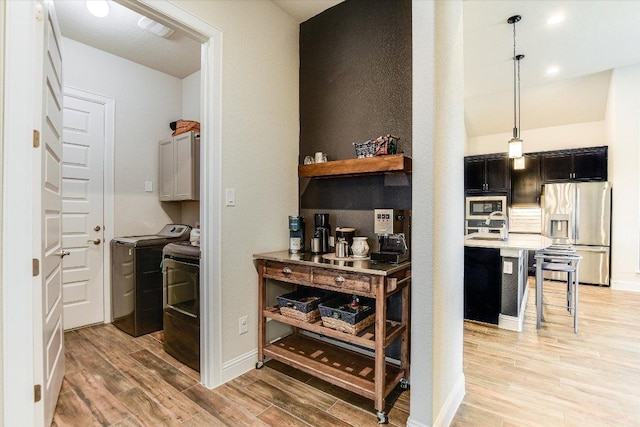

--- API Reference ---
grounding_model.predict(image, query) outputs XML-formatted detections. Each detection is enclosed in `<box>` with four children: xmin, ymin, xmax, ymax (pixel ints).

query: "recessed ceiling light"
<box><xmin>546</xmin><ymin>66</ymin><xmax>560</xmax><ymax>76</ymax></box>
<box><xmin>137</xmin><ymin>17</ymin><xmax>175</xmax><ymax>38</ymax></box>
<box><xmin>86</xmin><ymin>0</ymin><xmax>109</xmax><ymax>18</ymax></box>
<box><xmin>547</xmin><ymin>14</ymin><xmax>565</xmax><ymax>26</ymax></box>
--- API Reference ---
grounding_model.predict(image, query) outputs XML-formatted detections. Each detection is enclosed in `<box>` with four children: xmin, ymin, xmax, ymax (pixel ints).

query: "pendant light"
<box><xmin>507</xmin><ymin>15</ymin><xmax>525</xmax><ymax>160</ymax></box>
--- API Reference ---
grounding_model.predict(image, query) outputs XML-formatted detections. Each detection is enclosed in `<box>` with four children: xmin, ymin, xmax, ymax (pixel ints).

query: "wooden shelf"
<box><xmin>264</xmin><ymin>334</ymin><xmax>404</xmax><ymax>401</ymax></box>
<box><xmin>264</xmin><ymin>305</ymin><xmax>405</xmax><ymax>349</ymax></box>
<box><xmin>298</xmin><ymin>154</ymin><xmax>412</xmax><ymax>178</ymax></box>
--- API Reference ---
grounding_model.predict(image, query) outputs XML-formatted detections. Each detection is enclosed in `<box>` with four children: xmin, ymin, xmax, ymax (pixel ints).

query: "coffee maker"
<box><xmin>288</xmin><ymin>216</ymin><xmax>305</xmax><ymax>254</ymax></box>
<box><xmin>370</xmin><ymin>209</ymin><xmax>411</xmax><ymax>264</ymax></box>
<box><xmin>313</xmin><ymin>213</ymin><xmax>331</xmax><ymax>254</ymax></box>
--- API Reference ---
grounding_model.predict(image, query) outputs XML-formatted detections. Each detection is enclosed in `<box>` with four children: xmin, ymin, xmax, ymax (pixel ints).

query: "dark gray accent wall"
<box><xmin>299</xmin><ymin>0</ymin><xmax>412</xmax><ymax>242</ymax></box>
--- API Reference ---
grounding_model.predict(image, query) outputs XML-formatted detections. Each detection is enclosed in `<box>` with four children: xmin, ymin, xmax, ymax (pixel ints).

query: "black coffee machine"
<box><xmin>313</xmin><ymin>213</ymin><xmax>331</xmax><ymax>253</ymax></box>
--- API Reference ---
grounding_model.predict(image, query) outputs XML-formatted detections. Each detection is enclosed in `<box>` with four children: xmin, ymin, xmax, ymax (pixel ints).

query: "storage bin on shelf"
<box><xmin>277</xmin><ymin>288</ymin><xmax>334</xmax><ymax>322</ymax></box>
<box><xmin>318</xmin><ymin>295</ymin><xmax>375</xmax><ymax>334</ymax></box>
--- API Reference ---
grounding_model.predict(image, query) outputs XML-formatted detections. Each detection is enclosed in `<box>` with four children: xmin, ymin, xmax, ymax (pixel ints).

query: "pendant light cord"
<box><xmin>513</xmin><ymin>21</ymin><xmax>518</xmax><ymax>139</ymax></box>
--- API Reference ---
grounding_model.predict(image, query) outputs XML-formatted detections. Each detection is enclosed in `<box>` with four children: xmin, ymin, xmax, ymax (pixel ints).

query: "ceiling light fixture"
<box><xmin>507</xmin><ymin>15</ymin><xmax>525</xmax><ymax>160</ymax></box>
<box><xmin>547</xmin><ymin>14</ymin><xmax>565</xmax><ymax>26</ymax></box>
<box><xmin>86</xmin><ymin>0</ymin><xmax>109</xmax><ymax>18</ymax></box>
<box><xmin>137</xmin><ymin>17</ymin><xmax>175</xmax><ymax>38</ymax></box>
<box><xmin>546</xmin><ymin>66</ymin><xmax>560</xmax><ymax>76</ymax></box>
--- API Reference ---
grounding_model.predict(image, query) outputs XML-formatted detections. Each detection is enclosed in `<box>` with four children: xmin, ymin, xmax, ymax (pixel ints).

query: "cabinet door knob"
<box><xmin>282</xmin><ymin>267</ymin><xmax>292</xmax><ymax>274</ymax></box>
<box><xmin>335</xmin><ymin>276</ymin><xmax>345</xmax><ymax>283</ymax></box>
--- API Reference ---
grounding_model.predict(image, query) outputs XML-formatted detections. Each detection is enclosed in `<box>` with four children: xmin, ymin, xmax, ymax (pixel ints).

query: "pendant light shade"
<box><xmin>508</xmin><ymin>137</ymin><xmax>523</xmax><ymax>158</ymax></box>
<box><xmin>507</xmin><ymin>15</ymin><xmax>525</xmax><ymax>160</ymax></box>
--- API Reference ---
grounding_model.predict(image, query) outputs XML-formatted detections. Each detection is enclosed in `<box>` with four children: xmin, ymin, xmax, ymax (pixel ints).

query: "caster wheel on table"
<box><xmin>376</xmin><ymin>410</ymin><xmax>388</xmax><ymax>424</ymax></box>
<box><xmin>255</xmin><ymin>360</ymin><xmax>265</xmax><ymax>369</ymax></box>
<box><xmin>399</xmin><ymin>378</ymin><xmax>409</xmax><ymax>390</ymax></box>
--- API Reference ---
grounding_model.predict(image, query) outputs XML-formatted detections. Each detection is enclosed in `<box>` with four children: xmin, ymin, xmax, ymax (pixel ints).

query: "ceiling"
<box><xmin>53</xmin><ymin>0</ymin><xmax>640</xmax><ymax>137</ymax></box>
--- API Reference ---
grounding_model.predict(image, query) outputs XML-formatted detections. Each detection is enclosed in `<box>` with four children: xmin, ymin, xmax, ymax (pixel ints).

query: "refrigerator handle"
<box><xmin>575</xmin><ymin>186</ymin><xmax>580</xmax><ymax>240</ymax></box>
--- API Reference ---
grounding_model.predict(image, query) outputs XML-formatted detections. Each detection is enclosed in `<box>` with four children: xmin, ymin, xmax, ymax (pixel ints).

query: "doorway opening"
<box><xmin>57</xmin><ymin>0</ymin><xmax>223</xmax><ymax>388</ymax></box>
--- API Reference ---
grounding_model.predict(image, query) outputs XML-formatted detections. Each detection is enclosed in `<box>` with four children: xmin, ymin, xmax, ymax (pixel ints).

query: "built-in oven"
<box><xmin>163</xmin><ymin>242</ymin><xmax>200</xmax><ymax>371</ymax></box>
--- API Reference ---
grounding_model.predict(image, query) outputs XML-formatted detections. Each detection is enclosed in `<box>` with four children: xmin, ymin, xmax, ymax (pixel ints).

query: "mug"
<box><xmin>315</xmin><ymin>152</ymin><xmax>327</xmax><ymax>163</ymax></box>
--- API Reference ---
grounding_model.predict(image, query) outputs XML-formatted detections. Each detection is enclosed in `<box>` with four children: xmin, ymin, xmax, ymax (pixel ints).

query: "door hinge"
<box><xmin>34</xmin><ymin>4</ymin><xmax>43</xmax><ymax>22</ymax></box>
<box><xmin>34</xmin><ymin>384</ymin><xmax>42</xmax><ymax>403</ymax></box>
<box><xmin>33</xmin><ymin>130</ymin><xmax>40</xmax><ymax>148</ymax></box>
<box><xmin>32</xmin><ymin>259</ymin><xmax>40</xmax><ymax>276</ymax></box>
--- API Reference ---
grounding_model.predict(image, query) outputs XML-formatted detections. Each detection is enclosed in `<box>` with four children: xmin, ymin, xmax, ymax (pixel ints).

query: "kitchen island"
<box><xmin>253</xmin><ymin>250</ymin><xmax>411</xmax><ymax>424</ymax></box>
<box><xmin>464</xmin><ymin>233</ymin><xmax>552</xmax><ymax>331</ymax></box>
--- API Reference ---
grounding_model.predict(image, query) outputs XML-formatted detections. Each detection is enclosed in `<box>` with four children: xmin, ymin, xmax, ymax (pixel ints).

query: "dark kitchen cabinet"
<box><xmin>541</xmin><ymin>146</ymin><xmax>607</xmax><ymax>183</ymax></box>
<box><xmin>464</xmin><ymin>154</ymin><xmax>509</xmax><ymax>194</ymax></box>
<box><xmin>464</xmin><ymin>246</ymin><xmax>502</xmax><ymax>324</ymax></box>
<box><xmin>510</xmin><ymin>154</ymin><xmax>541</xmax><ymax>205</ymax></box>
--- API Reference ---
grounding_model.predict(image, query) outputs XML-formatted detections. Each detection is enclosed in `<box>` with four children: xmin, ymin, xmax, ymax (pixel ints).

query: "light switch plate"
<box><xmin>503</xmin><ymin>261</ymin><xmax>513</xmax><ymax>274</ymax></box>
<box><xmin>144</xmin><ymin>181</ymin><xmax>153</xmax><ymax>192</ymax></box>
<box><xmin>225</xmin><ymin>188</ymin><xmax>235</xmax><ymax>206</ymax></box>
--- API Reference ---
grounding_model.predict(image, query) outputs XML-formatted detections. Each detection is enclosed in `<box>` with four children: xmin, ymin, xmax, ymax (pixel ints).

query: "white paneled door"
<box><xmin>62</xmin><ymin>93</ymin><xmax>105</xmax><ymax>330</ymax></box>
<box><xmin>36</xmin><ymin>1</ymin><xmax>65</xmax><ymax>424</ymax></box>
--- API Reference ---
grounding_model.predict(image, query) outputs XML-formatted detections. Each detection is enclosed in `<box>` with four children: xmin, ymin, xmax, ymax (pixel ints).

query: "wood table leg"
<box><xmin>374</xmin><ymin>276</ymin><xmax>387</xmax><ymax>413</ymax></box>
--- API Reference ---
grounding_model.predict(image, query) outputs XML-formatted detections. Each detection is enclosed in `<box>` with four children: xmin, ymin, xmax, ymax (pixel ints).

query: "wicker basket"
<box><xmin>318</xmin><ymin>296</ymin><xmax>375</xmax><ymax>335</ymax></box>
<box><xmin>277</xmin><ymin>289</ymin><xmax>333</xmax><ymax>322</ymax></box>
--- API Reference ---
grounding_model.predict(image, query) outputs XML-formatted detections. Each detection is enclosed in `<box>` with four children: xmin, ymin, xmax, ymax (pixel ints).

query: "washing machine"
<box><xmin>111</xmin><ymin>224</ymin><xmax>191</xmax><ymax>337</ymax></box>
<box><xmin>162</xmin><ymin>241</ymin><xmax>200</xmax><ymax>371</ymax></box>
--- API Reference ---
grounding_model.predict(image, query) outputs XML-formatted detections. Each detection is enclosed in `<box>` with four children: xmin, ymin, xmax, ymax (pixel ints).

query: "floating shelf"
<box><xmin>298</xmin><ymin>154</ymin><xmax>412</xmax><ymax>178</ymax></box>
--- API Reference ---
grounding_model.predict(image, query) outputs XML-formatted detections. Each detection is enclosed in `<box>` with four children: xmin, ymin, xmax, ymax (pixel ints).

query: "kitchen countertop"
<box><xmin>464</xmin><ymin>233</ymin><xmax>553</xmax><ymax>251</ymax></box>
<box><xmin>253</xmin><ymin>250</ymin><xmax>410</xmax><ymax>276</ymax></box>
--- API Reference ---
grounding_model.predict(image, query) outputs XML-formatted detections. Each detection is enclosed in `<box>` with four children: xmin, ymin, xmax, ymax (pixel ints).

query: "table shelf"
<box><xmin>264</xmin><ymin>305</ymin><xmax>406</xmax><ymax>349</ymax></box>
<box><xmin>264</xmin><ymin>334</ymin><xmax>404</xmax><ymax>402</ymax></box>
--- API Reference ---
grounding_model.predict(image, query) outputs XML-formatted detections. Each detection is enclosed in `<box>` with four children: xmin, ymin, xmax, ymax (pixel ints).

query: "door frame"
<box><xmin>116</xmin><ymin>0</ymin><xmax>224</xmax><ymax>390</ymax></box>
<box><xmin>1</xmin><ymin>0</ymin><xmax>223</xmax><ymax>423</ymax></box>
<box><xmin>63</xmin><ymin>87</ymin><xmax>115</xmax><ymax>325</ymax></box>
<box><xmin>2</xmin><ymin>1</ymin><xmax>40</xmax><ymax>424</ymax></box>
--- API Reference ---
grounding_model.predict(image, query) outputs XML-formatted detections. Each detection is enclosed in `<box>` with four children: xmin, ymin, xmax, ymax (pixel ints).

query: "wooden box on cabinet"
<box><xmin>159</xmin><ymin>131</ymin><xmax>200</xmax><ymax>201</ymax></box>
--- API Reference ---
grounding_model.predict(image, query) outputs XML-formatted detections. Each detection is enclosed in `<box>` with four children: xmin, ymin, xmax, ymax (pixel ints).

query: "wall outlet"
<box><xmin>239</xmin><ymin>315</ymin><xmax>248</xmax><ymax>335</ymax></box>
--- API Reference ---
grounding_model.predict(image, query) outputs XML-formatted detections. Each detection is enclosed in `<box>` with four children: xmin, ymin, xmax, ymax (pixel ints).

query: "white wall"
<box><xmin>63</xmin><ymin>37</ymin><xmax>183</xmax><ymax>236</ymax></box>
<box><xmin>182</xmin><ymin>70</ymin><xmax>201</xmax><ymax>122</ymax></box>
<box><xmin>607</xmin><ymin>64</ymin><xmax>640</xmax><ymax>291</ymax></box>
<box><xmin>465</xmin><ymin>120</ymin><xmax>606</xmax><ymax>156</ymax></box>
<box><xmin>181</xmin><ymin>70</ymin><xmax>201</xmax><ymax>227</ymax></box>
<box><xmin>410</xmin><ymin>1</ymin><xmax>465</xmax><ymax>426</ymax></box>
<box><xmin>170</xmin><ymin>0</ymin><xmax>299</xmax><ymax>371</ymax></box>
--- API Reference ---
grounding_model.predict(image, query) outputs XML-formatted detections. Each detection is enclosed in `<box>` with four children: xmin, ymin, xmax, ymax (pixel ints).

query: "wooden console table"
<box><xmin>254</xmin><ymin>251</ymin><xmax>411</xmax><ymax>424</ymax></box>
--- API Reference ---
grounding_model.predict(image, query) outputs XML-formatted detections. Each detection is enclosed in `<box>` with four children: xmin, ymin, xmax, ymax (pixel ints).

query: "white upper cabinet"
<box><xmin>159</xmin><ymin>131</ymin><xmax>200</xmax><ymax>201</ymax></box>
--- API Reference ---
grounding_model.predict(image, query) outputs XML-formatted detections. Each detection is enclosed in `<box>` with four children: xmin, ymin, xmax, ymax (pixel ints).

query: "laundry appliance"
<box><xmin>111</xmin><ymin>224</ymin><xmax>191</xmax><ymax>337</ymax></box>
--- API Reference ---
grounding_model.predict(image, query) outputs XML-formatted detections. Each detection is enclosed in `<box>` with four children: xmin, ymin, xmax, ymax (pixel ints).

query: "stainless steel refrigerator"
<box><xmin>541</xmin><ymin>182</ymin><xmax>611</xmax><ymax>286</ymax></box>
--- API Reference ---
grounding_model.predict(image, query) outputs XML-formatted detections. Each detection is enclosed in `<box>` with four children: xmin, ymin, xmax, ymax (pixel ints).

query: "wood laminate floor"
<box><xmin>54</xmin><ymin>325</ymin><xmax>409</xmax><ymax>426</ymax></box>
<box><xmin>54</xmin><ymin>279</ymin><xmax>640</xmax><ymax>426</ymax></box>
<box><xmin>453</xmin><ymin>279</ymin><xmax>640</xmax><ymax>426</ymax></box>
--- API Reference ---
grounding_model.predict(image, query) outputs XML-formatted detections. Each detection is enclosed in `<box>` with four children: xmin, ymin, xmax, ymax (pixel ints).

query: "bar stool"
<box><xmin>534</xmin><ymin>245</ymin><xmax>582</xmax><ymax>332</ymax></box>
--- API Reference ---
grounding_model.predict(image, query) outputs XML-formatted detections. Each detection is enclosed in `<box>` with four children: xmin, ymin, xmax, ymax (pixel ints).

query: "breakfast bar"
<box><xmin>464</xmin><ymin>233</ymin><xmax>552</xmax><ymax>331</ymax></box>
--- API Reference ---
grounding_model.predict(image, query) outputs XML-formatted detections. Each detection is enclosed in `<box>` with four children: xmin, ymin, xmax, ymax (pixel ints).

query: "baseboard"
<box><xmin>221</xmin><ymin>348</ymin><xmax>258</xmax><ymax>383</ymax></box>
<box><xmin>610</xmin><ymin>280</ymin><xmax>640</xmax><ymax>292</ymax></box>
<box><xmin>407</xmin><ymin>373</ymin><xmax>465</xmax><ymax>427</ymax></box>
<box><xmin>498</xmin><ymin>284</ymin><xmax>528</xmax><ymax>332</ymax></box>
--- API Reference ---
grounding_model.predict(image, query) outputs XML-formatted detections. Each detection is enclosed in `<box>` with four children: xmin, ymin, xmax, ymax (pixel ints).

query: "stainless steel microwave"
<box><xmin>465</xmin><ymin>195</ymin><xmax>507</xmax><ymax>220</ymax></box>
